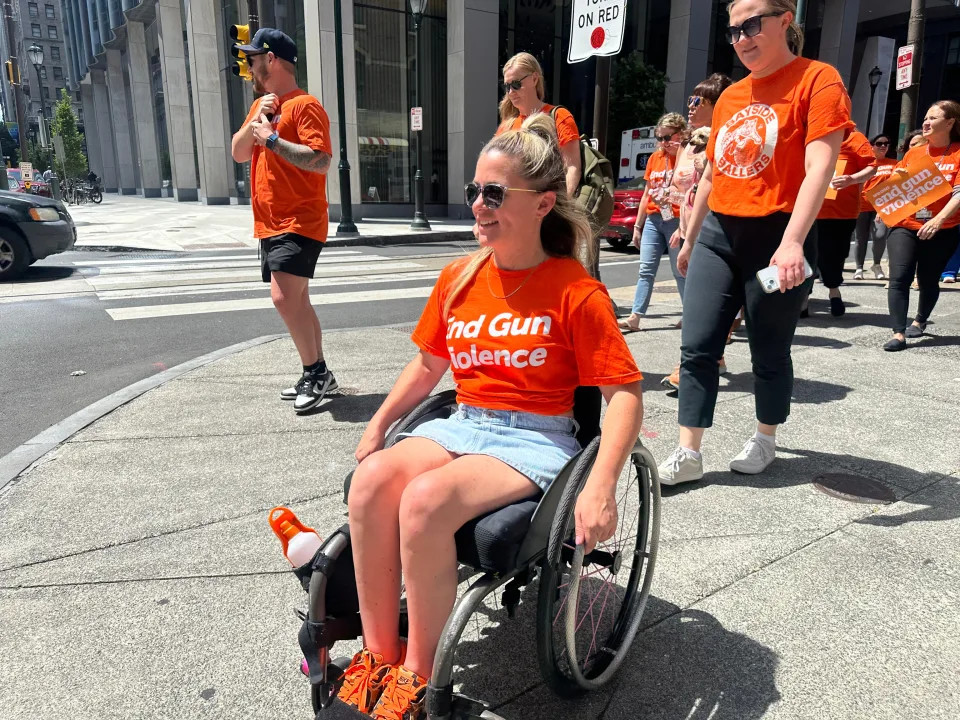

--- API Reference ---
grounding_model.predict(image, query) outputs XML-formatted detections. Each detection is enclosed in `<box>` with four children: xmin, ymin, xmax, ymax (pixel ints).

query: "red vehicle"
<box><xmin>602</xmin><ymin>180</ymin><xmax>645</xmax><ymax>250</ymax></box>
<box><xmin>6</xmin><ymin>169</ymin><xmax>51</xmax><ymax>197</ymax></box>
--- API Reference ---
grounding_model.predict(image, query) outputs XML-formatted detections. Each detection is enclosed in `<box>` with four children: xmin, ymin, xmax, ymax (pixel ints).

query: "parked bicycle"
<box><xmin>64</xmin><ymin>177</ymin><xmax>102</xmax><ymax>205</ymax></box>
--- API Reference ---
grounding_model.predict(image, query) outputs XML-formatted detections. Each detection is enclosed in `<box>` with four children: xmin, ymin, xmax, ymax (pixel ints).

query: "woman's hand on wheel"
<box><xmin>574</xmin><ymin>479</ymin><xmax>618</xmax><ymax>553</ymax></box>
<box><xmin>355</xmin><ymin>423</ymin><xmax>386</xmax><ymax>463</ymax></box>
<box><xmin>770</xmin><ymin>241</ymin><xmax>807</xmax><ymax>292</ymax></box>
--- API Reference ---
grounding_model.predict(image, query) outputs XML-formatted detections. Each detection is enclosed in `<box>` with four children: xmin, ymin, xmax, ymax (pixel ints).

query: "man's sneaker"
<box><xmin>657</xmin><ymin>446</ymin><xmax>704</xmax><ymax>486</ymax></box>
<box><xmin>281</xmin><ymin>374</ymin><xmax>311</xmax><ymax>401</ymax></box>
<box><xmin>370</xmin><ymin>665</ymin><xmax>427</xmax><ymax>720</ymax></box>
<box><xmin>729</xmin><ymin>435</ymin><xmax>776</xmax><ymax>475</ymax></box>
<box><xmin>336</xmin><ymin>648</ymin><xmax>394</xmax><ymax>713</ymax></box>
<box><xmin>852</xmin><ymin>267</ymin><xmax>864</xmax><ymax>280</ymax></box>
<box><xmin>294</xmin><ymin>370</ymin><xmax>338</xmax><ymax>414</ymax></box>
<box><xmin>871</xmin><ymin>264</ymin><xmax>886</xmax><ymax>280</ymax></box>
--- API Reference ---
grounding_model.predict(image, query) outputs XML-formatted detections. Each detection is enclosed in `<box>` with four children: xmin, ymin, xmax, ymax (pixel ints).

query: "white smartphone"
<box><xmin>757</xmin><ymin>259</ymin><xmax>814</xmax><ymax>294</ymax></box>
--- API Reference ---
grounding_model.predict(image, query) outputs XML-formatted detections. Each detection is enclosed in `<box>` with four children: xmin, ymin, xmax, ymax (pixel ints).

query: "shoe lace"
<box><xmin>294</xmin><ymin>375</ymin><xmax>312</xmax><ymax>394</ymax></box>
<box><xmin>667</xmin><ymin>446</ymin><xmax>688</xmax><ymax>470</ymax></box>
<box><xmin>373</xmin><ymin>670</ymin><xmax>424</xmax><ymax>720</ymax></box>
<box><xmin>338</xmin><ymin>653</ymin><xmax>377</xmax><ymax>706</ymax></box>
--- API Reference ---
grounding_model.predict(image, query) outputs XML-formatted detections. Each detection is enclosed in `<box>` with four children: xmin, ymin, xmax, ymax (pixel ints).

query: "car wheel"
<box><xmin>606</xmin><ymin>234</ymin><xmax>632</xmax><ymax>250</ymax></box>
<box><xmin>0</xmin><ymin>229</ymin><xmax>30</xmax><ymax>281</ymax></box>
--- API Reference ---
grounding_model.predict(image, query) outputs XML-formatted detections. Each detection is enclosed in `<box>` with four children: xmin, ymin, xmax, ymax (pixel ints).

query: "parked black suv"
<box><xmin>0</xmin><ymin>190</ymin><xmax>76</xmax><ymax>281</ymax></box>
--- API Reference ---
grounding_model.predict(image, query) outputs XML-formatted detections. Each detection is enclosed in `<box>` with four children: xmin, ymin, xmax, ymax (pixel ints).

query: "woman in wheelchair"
<box><xmin>339</xmin><ymin>114</ymin><xmax>644</xmax><ymax>719</ymax></box>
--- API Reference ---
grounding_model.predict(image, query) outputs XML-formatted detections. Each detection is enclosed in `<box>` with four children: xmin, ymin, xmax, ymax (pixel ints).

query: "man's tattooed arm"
<box><xmin>273</xmin><ymin>139</ymin><xmax>332</xmax><ymax>174</ymax></box>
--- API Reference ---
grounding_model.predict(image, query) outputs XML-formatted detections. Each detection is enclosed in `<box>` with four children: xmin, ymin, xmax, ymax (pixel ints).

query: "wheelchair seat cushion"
<box><xmin>454</xmin><ymin>498</ymin><xmax>540</xmax><ymax>574</ymax></box>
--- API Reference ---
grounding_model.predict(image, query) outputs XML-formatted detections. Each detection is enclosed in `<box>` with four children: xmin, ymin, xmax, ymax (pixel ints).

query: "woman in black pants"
<box><xmin>853</xmin><ymin>135</ymin><xmax>897</xmax><ymax>280</ymax></box>
<box><xmin>811</xmin><ymin>129</ymin><xmax>876</xmax><ymax>316</ymax></box>
<box><xmin>659</xmin><ymin>0</ymin><xmax>851</xmax><ymax>485</ymax></box>
<box><xmin>883</xmin><ymin>100</ymin><xmax>960</xmax><ymax>351</ymax></box>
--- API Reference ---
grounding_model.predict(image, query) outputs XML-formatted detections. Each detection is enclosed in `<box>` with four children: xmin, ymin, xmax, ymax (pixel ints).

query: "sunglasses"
<box><xmin>725</xmin><ymin>12</ymin><xmax>783</xmax><ymax>44</ymax></box>
<box><xmin>687</xmin><ymin>95</ymin><xmax>705</xmax><ymax>109</ymax></box>
<box><xmin>465</xmin><ymin>182</ymin><xmax>541</xmax><ymax>209</ymax></box>
<box><xmin>873</xmin><ymin>140</ymin><xmax>890</xmax><ymax>147</ymax></box>
<box><xmin>502</xmin><ymin>73</ymin><xmax>531</xmax><ymax>92</ymax></box>
<box><xmin>655</xmin><ymin>132</ymin><xmax>677</xmax><ymax>143</ymax></box>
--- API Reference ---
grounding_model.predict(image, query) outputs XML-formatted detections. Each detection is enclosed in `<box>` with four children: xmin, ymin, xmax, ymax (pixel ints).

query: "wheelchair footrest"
<box><xmin>313</xmin><ymin>697</ymin><xmax>371</xmax><ymax>719</ymax></box>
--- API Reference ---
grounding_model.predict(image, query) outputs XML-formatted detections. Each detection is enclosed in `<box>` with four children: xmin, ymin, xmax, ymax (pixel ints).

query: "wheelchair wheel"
<box><xmin>535</xmin><ymin>441</ymin><xmax>661</xmax><ymax>696</ymax></box>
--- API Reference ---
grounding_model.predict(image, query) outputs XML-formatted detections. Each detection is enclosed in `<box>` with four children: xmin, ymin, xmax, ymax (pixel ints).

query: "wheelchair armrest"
<box><xmin>514</xmin><ymin>435</ymin><xmax>601</xmax><ymax>570</ymax></box>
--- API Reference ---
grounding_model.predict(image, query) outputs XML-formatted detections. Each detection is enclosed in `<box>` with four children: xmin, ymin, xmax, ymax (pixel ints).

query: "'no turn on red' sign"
<box><xmin>568</xmin><ymin>0</ymin><xmax>627</xmax><ymax>64</ymax></box>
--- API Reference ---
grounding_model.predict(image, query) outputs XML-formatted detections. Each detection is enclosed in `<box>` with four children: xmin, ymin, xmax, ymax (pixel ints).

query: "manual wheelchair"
<box><xmin>292</xmin><ymin>387</ymin><xmax>662</xmax><ymax>720</ymax></box>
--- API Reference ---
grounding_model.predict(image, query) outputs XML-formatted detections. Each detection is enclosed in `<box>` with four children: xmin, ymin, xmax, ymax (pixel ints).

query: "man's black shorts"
<box><xmin>259</xmin><ymin>233</ymin><xmax>324</xmax><ymax>282</ymax></box>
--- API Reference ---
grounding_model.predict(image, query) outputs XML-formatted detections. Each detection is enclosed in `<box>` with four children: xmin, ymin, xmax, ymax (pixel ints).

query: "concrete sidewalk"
<box><xmin>1</xmin><ymin>279</ymin><xmax>959</xmax><ymax>719</ymax></box>
<box><xmin>68</xmin><ymin>194</ymin><xmax>475</xmax><ymax>252</ymax></box>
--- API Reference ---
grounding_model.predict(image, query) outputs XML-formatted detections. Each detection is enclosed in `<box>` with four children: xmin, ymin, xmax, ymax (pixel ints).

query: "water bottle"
<box><xmin>269</xmin><ymin>506</ymin><xmax>323</xmax><ymax>567</ymax></box>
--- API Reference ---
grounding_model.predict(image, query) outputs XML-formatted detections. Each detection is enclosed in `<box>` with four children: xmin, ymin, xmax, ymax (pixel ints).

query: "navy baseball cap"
<box><xmin>237</xmin><ymin>28</ymin><xmax>298</xmax><ymax>64</ymax></box>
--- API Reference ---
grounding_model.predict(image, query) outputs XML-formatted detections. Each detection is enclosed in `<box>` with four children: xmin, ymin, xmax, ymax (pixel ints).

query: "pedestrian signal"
<box><xmin>229</xmin><ymin>24</ymin><xmax>252</xmax><ymax>81</ymax></box>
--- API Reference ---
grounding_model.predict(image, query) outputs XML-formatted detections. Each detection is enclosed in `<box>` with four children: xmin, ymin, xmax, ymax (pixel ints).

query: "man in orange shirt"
<box><xmin>230</xmin><ymin>29</ymin><xmax>336</xmax><ymax>414</ymax></box>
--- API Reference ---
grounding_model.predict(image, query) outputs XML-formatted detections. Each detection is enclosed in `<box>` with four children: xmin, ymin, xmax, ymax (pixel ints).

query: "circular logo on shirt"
<box><xmin>715</xmin><ymin>103</ymin><xmax>779</xmax><ymax>178</ymax></box>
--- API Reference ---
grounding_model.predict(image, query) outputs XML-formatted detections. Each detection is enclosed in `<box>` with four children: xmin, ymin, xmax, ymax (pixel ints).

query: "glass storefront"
<box><xmin>354</xmin><ymin>0</ymin><xmax>447</xmax><ymax>204</ymax></box>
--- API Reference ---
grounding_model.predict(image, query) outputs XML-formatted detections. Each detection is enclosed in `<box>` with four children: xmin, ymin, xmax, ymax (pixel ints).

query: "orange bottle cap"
<box><xmin>280</xmin><ymin>520</ymin><xmax>299</xmax><ymax>539</ymax></box>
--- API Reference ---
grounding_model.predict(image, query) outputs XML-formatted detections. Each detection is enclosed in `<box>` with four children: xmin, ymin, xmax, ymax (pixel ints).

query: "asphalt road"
<box><xmin>0</xmin><ymin>240</ymin><xmax>658</xmax><ymax>460</ymax></box>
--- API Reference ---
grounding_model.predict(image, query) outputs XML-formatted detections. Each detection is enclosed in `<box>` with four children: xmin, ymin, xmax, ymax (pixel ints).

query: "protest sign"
<box><xmin>865</xmin><ymin>155</ymin><xmax>952</xmax><ymax>226</ymax></box>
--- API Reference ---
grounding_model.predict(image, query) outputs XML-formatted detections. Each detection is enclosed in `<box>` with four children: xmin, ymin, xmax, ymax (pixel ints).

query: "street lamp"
<box><xmin>27</xmin><ymin>43</ymin><xmax>59</xmax><ymax>201</ymax></box>
<box><xmin>867</xmin><ymin>66</ymin><xmax>883</xmax><ymax>138</ymax></box>
<box><xmin>333</xmin><ymin>0</ymin><xmax>358</xmax><ymax>235</ymax></box>
<box><xmin>409</xmin><ymin>0</ymin><xmax>430</xmax><ymax>231</ymax></box>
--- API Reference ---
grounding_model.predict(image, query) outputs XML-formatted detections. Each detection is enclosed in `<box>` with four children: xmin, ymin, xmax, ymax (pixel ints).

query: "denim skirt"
<box><xmin>398</xmin><ymin>404</ymin><xmax>581</xmax><ymax>492</ymax></box>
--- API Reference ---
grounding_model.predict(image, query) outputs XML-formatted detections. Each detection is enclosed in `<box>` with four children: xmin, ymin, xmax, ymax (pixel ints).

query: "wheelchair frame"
<box><xmin>296</xmin><ymin>390</ymin><xmax>661</xmax><ymax>720</ymax></box>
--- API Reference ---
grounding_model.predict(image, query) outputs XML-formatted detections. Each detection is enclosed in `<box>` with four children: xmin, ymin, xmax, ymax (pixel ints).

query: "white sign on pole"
<box><xmin>896</xmin><ymin>45</ymin><xmax>914</xmax><ymax>91</ymax></box>
<box><xmin>20</xmin><ymin>161</ymin><xmax>32</xmax><ymax>181</ymax></box>
<box><xmin>568</xmin><ymin>0</ymin><xmax>627</xmax><ymax>64</ymax></box>
<box><xmin>410</xmin><ymin>106</ymin><xmax>423</xmax><ymax>132</ymax></box>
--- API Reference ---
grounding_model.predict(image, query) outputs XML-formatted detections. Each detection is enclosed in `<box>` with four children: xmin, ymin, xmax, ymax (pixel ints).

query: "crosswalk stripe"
<box><xmin>88</xmin><ymin>261</ymin><xmax>424</xmax><ymax>291</ymax></box>
<box><xmin>106</xmin><ymin>285</ymin><xmax>434</xmax><ymax>321</ymax></box>
<box><xmin>70</xmin><ymin>249</ymin><xmax>359</xmax><ymax>266</ymax></box>
<box><xmin>97</xmin><ymin>270</ymin><xmax>442</xmax><ymax>300</ymax></box>
<box><xmin>91</xmin><ymin>253</ymin><xmax>394</xmax><ymax>275</ymax></box>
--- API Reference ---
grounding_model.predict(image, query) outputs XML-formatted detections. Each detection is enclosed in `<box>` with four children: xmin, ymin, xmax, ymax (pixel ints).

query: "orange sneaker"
<box><xmin>370</xmin><ymin>665</ymin><xmax>428</xmax><ymax>720</ymax></box>
<box><xmin>336</xmin><ymin>647</ymin><xmax>394</xmax><ymax>713</ymax></box>
<box><xmin>660</xmin><ymin>364</ymin><xmax>680</xmax><ymax>391</ymax></box>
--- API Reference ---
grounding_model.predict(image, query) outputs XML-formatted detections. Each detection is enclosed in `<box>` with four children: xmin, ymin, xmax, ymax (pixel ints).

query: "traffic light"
<box><xmin>229</xmin><ymin>24</ymin><xmax>252</xmax><ymax>81</ymax></box>
<box><xmin>5</xmin><ymin>60</ymin><xmax>20</xmax><ymax>86</ymax></box>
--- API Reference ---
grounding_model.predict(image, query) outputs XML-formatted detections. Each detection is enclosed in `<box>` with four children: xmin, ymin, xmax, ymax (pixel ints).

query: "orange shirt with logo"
<box><xmin>891</xmin><ymin>143</ymin><xmax>960</xmax><ymax>231</ymax></box>
<box><xmin>497</xmin><ymin>104</ymin><xmax>580</xmax><ymax>148</ymax></box>
<box><xmin>242</xmin><ymin>89</ymin><xmax>332</xmax><ymax>242</ymax></box>
<box><xmin>818</xmin><ymin>131</ymin><xmax>876</xmax><ymax>219</ymax></box>
<box><xmin>412</xmin><ymin>255</ymin><xmax>642</xmax><ymax>416</ymax></box>
<box><xmin>861</xmin><ymin>158</ymin><xmax>897</xmax><ymax>206</ymax></box>
<box><xmin>707</xmin><ymin>57</ymin><xmax>854</xmax><ymax>217</ymax></box>
<box><xmin>643</xmin><ymin>149</ymin><xmax>679</xmax><ymax>216</ymax></box>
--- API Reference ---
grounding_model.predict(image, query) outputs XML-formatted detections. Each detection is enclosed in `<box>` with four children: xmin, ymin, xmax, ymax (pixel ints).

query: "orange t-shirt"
<box><xmin>707</xmin><ymin>57</ymin><xmax>854</xmax><ymax>217</ymax></box>
<box><xmin>818</xmin><ymin>131</ymin><xmax>876</xmax><ymax>219</ymax></box>
<box><xmin>861</xmin><ymin>157</ymin><xmax>897</xmax><ymax>206</ymax></box>
<box><xmin>242</xmin><ymin>89</ymin><xmax>332</xmax><ymax>242</ymax></box>
<box><xmin>891</xmin><ymin>143</ymin><xmax>960</xmax><ymax>231</ymax></box>
<box><xmin>643</xmin><ymin>149</ymin><xmax>678</xmax><ymax>216</ymax></box>
<box><xmin>412</xmin><ymin>255</ymin><xmax>642</xmax><ymax>416</ymax></box>
<box><xmin>496</xmin><ymin>104</ymin><xmax>580</xmax><ymax>147</ymax></box>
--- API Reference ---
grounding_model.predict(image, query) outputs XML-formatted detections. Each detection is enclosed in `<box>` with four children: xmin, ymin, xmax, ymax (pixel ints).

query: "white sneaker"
<box><xmin>729</xmin><ymin>435</ymin><xmax>775</xmax><ymax>475</ymax></box>
<box><xmin>657</xmin><ymin>446</ymin><xmax>704</xmax><ymax>486</ymax></box>
<box><xmin>871</xmin><ymin>264</ymin><xmax>886</xmax><ymax>280</ymax></box>
<box><xmin>852</xmin><ymin>268</ymin><xmax>864</xmax><ymax>280</ymax></box>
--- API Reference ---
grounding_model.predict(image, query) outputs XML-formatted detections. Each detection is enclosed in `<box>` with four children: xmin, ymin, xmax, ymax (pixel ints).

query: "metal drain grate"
<box><xmin>813</xmin><ymin>473</ymin><xmax>897</xmax><ymax>504</ymax></box>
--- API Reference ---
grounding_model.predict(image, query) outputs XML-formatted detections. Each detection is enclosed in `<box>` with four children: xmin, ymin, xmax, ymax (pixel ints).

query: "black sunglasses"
<box><xmin>687</xmin><ymin>95</ymin><xmax>704</xmax><ymax>109</ymax></box>
<box><xmin>502</xmin><ymin>73</ymin><xmax>531</xmax><ymax>92</ymax></box>
<box><xmin>465</xmin><ymin>182</ymin><xmax>541</xmax><ymax>209</ymax></box>
<box><xmin>655</xmin><ymin>132</ymin><xmax>677</xmax><ymax>143</ymax></box>
<box><xmin>725</xmin><ymin>12</ymin><xmax>784</xmax><ymax>44</ymax></box>
<box><xmin>873</xmin><ymin>140</ymin><xmax>890</xmax><ymax>147</ymax></box>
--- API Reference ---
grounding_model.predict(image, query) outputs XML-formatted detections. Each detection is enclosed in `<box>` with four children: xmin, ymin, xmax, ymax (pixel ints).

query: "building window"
<box><xmin>29</xmin><ymin>3</ymin><xmax>38</xmax><ymax>17</ymax></box>
<box><xmin>42</xmin><ymin>86</ymin><xmax>49</xmax><ymax>99</ymax></box>
<box><xmin>948</xmin><ymin>36</ymin><xmax>960</xmax><ymax>66</ymax></box>
<box><xmin>47</xmin><ymin>25</ymin><xmax>57</xmax><ymax>39</ymax></box>
<box><xmin>45</xmin><ymin>3</ymin><xmax>54</xmax><ymax>18</ymax></box>
<box><xmin>51</xmin><ymin>46</ymin><xmax>60</xmax><ymax>61</ymax></box>
<box><xmin>39</xmin><ymin>66</ymin><xmax>47</xmax><ymax>80</ymax></box>
<box><xmin>31</xmin><ymin>23</ymin><xmax>41</xmax><ymax>37</ymax></box>
<box><xmin>53</xmin><ymin>66</ymin><xmax>62</xmax><ymax>80</ymax></box>
<box><xmin>354</xmin><ymin>1</ymin><xmax>448</xmax><ymax>204</ymax></box>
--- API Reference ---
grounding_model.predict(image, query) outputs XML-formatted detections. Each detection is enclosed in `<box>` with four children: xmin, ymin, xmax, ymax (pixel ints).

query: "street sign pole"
<box><xmin>898</xmin><ymin>0</ymin><xmax>925</xmax><ymax>153</ymax></box>
<box><xmin>333</xmin><ymin>0</ymin><xmax>358</xmax><ymax>235</ymax></box>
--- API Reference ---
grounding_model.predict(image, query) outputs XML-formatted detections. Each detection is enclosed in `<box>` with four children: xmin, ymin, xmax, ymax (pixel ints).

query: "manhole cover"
<box><xmin>813</xmin><ymin>473</ymin><xmax>897</xmax><ymax>504</ymax></box>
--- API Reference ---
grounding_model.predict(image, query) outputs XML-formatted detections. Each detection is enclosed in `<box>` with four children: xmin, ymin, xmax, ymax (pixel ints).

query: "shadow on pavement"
<box><xmin>9</xmin><ymin>265</ymin><xmax>78</xmax><ymax>282</ymax></box>
<box><xmin>450</xmin><ymin>589</ymin><xmax>780</xmax><ymax>720</ymax></box>
<box><xmin>303</xmin><ymin>392</ymin><xmax>390</xmax><ymax>423</ymax></box>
